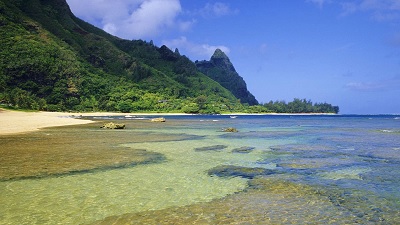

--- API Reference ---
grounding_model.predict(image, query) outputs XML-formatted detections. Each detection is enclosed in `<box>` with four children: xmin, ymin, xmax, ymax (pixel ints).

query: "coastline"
<box><xmin>0</xmin><ymin>109</ymin><xmax>338</xmax><ymax>136</ymax></box>
<box><xmin>0</xmin><ymin>109</ymin><xmax>189</xmax><ymax>135</ymax></box>
<box><xmin>0</xmin><ymin>109</ymin><xmax>93</xmax><ymax>135</ymax></box>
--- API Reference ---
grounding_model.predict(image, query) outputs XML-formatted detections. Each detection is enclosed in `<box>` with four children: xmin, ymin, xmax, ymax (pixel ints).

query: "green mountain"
<box><xmin>0</xmin><ymin>0</ymin><xmax>243</xmax><ymax>113</ymax></box>
<box><xmin>196</xmin><ymin>49</ymin><xmax>258</xmax><ymax>106</ymax></box>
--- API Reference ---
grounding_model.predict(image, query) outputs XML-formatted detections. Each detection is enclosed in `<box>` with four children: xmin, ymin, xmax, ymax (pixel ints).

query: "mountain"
<box><xmin>196</xmin><ymin>49</ymin><xmax>258</xmax><ymax>106</ymax></box>
<box><xmin>0</xmin><ymin>0</ymin><xmax>242</xmax><ymax>113</ymax></box>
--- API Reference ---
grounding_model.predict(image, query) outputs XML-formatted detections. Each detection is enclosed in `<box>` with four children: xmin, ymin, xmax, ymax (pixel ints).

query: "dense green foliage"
<box><xmin>247</xmin><ymin>98</ymin><xmax>339</xmax><ymax>114</ymax></box>
<box><xmin>0</xmin><ymin>0</ymin><xmax>240</xmax><ymax>113</ymax></box>
<box><xmin>0</xmin><ymin>0</ymin><xmax>339</xmax><ymax>114</ymax></box>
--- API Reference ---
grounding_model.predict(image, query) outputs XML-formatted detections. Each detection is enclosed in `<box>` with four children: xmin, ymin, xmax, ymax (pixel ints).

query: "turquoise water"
<box><xmin>1</xmin><ymin>115</ymin><xmax>400</xmax><ymax>224</ymax></box>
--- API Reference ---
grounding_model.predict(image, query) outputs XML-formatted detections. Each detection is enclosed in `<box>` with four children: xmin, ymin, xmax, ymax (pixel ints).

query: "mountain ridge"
<box><xmin>0</xmin><ymin>0</ymin><xmax>246</xmax><ymax>113</ymax></box>
<box><xmin>0</xmin><ymin>0</ymin><xmax>339</xmax><ymax>114</ymax></box>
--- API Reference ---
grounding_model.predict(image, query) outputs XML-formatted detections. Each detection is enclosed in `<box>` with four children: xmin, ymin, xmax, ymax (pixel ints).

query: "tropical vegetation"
<box><xmin>0</xmin><ymin>0</ymin><xmax>339</xmax><ymax>114</ymax></box>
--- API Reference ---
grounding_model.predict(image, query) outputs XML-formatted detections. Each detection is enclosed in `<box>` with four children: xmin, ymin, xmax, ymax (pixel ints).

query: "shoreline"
<box><xmin>0</xmin><ymin>109</ymin><xmax>339</xmax><ymax>136</ymax></box>
<box><xmin>0</xmin><ymin>110</ymin><xmax>94</xmax><ymax>135</ymax></box>
<box><xmin>0</xmin><ymin>109</ymin><xmax>191</xmax><ymax>135</ymax></box>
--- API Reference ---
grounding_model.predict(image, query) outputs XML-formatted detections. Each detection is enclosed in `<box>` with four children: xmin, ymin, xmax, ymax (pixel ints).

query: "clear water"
<box><xmin>1</xmin><ymin>115</ymin><xmax>400</xmax><ymax>224</ymax></box>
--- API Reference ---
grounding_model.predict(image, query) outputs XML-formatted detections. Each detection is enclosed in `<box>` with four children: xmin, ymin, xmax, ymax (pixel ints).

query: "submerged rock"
<box><xmin>232</xmin><ymin>146</ymin><xmax>255</xmax><ymax>153</ymax></box>
<box><xmin>100</xmin><ymin>122</ymin><xmax>125</xmax><ymax>129</ymax></box>
<box><xmin>151</xmin><ymin>117</ymin><xmax>166</xmax><ymax>122</ymax></box>
<box><xmin>194</xmin><ymin>145</ymin><xmax>228</xmax><ymax>152</ymax></box>
<box><xmin>222</xmin><ymin>127</ymin><xmax>238</xmax><ymax>132</ymax></box>
<box><xmin>208</xmin><ymin>165</ymin><xmax>277</xmax><ymax>179</ymax></box>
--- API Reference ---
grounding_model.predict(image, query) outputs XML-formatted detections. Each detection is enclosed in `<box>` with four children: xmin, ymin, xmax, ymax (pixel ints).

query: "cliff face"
<box><xmin>196</xmin><ymin>49</ymin><xmax>258</xmax><ymax>105</ymax></box>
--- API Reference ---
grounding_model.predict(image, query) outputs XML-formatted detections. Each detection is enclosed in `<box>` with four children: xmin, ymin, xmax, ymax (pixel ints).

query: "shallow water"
<box><xmin>1</xmin><ymin>115</ymin><xmax>400</xmax><ymax>224</ymax></box>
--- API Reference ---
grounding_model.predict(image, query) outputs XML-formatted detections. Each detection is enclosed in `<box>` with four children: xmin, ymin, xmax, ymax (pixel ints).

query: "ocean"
<box><xmin>0</xmin><ymin>114</ymin><xmax>399</xmax><ymax>224</ymax></box>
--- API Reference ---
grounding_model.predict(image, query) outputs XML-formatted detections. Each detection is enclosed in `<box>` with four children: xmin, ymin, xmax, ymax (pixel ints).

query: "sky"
<box><xmin>66</xmin><ymin>0</ymin><xmax>400</xmax><ymax>114</ymax></box>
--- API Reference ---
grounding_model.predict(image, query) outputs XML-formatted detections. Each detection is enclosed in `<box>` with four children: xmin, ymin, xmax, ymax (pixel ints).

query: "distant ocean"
<box><xmin>1</xmin><ymin>114</ymin><xmax>399</xmax><ymax>224</ymax></box>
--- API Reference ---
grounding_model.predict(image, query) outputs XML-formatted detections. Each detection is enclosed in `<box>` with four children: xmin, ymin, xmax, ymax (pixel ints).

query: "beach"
<box><xmin>0</xmin><ymin>109</ymin><xmax>189</xmax><ymax>135</ymax></box>
<box><xmin>0</xmin><ymin>109</ymin><xmax>338</xmax><ymax>136</ymax></box>
<box><xmin>0</xmin><ymin>109</ymin><xmax>97</xmax><ymax>135</ymax></box>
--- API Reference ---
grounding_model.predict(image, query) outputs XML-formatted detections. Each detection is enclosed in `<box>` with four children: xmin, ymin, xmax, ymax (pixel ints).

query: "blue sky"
<box><xmin>66</xmin><ymin>0</ymin><xmax>400</xmax><ymax>114</ymax></box>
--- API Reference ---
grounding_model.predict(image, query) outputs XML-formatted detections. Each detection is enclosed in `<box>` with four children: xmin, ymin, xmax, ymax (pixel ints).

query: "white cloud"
<box><xmin>162</xmin><ymin>36</ymin><xmax>230</xmax><ymax>59</ymax></box>
<box><xmin>121</xmin><ymin>0</ymin><xmax>182</xmax><ymax>39</ymax></box>
<box><xmin>196</xmin><ymin>2</ymin><xmax>238</xmax><ymax>18</ymax></box>
<box><xmin>345</xmin><ymin>81</ymin><xmax>385</xmax><ymax>91</ymax></box>
<box><xmin>67</xmin><ymin>0</ymin><xmax>185</xmax><ymax>39</ymax></box>
<box><xmin>67</xmin><ymin>0</ymin><xmax>141</xmax><ymax>25</ymax></box>
<box><xmin>346</xmin><ymin>76</ymin><xmax>400</xmax><ymax>92</ymax></box>
<box><xmin>307</xmin><ymin>0</ymin><xmax>400</xmax><ymax>20</ymax></box>
<box><xmin>103</xmin><ymin>23</ymin><xmax>117</xmax><ymax>35</ymax></box>
<box><xmin>359</xmin><ymin>0</ymin><xmax>400</xmax><ymax>11</ymax></box>
<box><xmin>177</xmin><ymin>19</ymin><xmax>196</xmax><ymax>32</ymax></box>
<box><xmin>340</xmin><ymin>0</ymin><xmax>400</xmax><ymax>21</ymax></box>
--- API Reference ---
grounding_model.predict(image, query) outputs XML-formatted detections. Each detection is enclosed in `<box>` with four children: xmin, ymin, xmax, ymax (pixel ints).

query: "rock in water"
<box><xmin>101</xmin><ymin>122</ymin><xmax>125</xmax><ymax>129</ymax></box>
<box><xmin>151</xmin><ymin>117</ymin><xmax>166</xmax><ymax>122</ymax></box>
<box><xmin>222</xmin><ymin>127</ymin><xmax>238</xmax><ymax>132</ymax></box>
<box><xmin>208</xmin><ymin>165</ymin><xmax>277</xmax><ymax>179</ymax></box>
<box><xmin>194</xmin><ymin>145</ymin><xmax>228</xmax><ymax>152</ymax></box>
<box><xmin>231</xmin><ymin>146</ymin><xmax>255</xmax><ymax>153</ymax></box>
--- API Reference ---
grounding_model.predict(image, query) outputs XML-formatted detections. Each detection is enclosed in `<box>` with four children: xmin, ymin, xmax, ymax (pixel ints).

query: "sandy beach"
<box><xmin>0</xmin><ymin>109</ymin><xmax>96</xmax><ymax>135</ymax></box>
<box><xmin>0</xmin><ymin>109</ymin><xmax>189</xmax><ymax>135</ymax></box>
<box><xmin>0</xmin><ymin>109</ymin><xmax>337</xmax><ymax>135</ymax></box>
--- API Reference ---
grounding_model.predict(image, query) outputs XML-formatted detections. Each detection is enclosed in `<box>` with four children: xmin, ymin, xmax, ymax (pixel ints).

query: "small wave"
<box><xmin>381</xmin><ymin>130</ymin><xmax>394</xmax><ymax>133</ymax></box>
<box><xmin>93</xmin><ymin>116</ymin><xmax>113</xmax><ymax>120</ymax></box>
<box><xmin>379</xmin><ymin>129</ymin><xmax>399</xmax><ymax>133</ymax></box>
<box><xmin>126</xmin><ymin>117</ymin><xmax>146</xmax><ymax>120</ymax></box>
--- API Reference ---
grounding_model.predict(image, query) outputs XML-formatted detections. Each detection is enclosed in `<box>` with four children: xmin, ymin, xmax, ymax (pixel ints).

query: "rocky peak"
<box><xmin>196</xmin><ymin>49</ymin><xmax>259</xmax><ymax>106</ymax></box>
<box><xmin>211</xmin><ymin>49</ymin><xmax>228</xmax><ymax>59</ymax></box>
<box><xmin>210</xmin><ymin>49</ymin><xmax>235</xmax><ymax>72</ymax></box>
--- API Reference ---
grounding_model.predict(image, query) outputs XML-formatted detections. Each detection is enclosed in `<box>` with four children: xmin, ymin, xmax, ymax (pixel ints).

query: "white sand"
<box><xmin>0</xmin><ymin>109</ymin><xmax>335</xmax><ymax>135</ymax></box>
<box><xmin>0</xmin><ymin>110</ymin><xmax>189</xmax><ymax>135</ymax></box>
<box><xmin>0</xmin><ymin>110</ymin><xmax>96</xmax><ymax>135</ymax></box>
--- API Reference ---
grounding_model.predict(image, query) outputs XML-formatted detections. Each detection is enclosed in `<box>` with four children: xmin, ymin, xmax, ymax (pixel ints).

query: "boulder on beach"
<box><xmin>151</xmin><ymin>117</ymin><xmax>166</xmax><ymax>122</ymax></box>
<box><xmin>100</xmin><ymin>122</ymin><xmax>125</xmax><ymax>129</ymax></box>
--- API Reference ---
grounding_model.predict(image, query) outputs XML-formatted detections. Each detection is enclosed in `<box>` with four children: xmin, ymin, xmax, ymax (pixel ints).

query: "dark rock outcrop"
<box><xmin>207</xmin><ymin>165</ymin><xmax>277</xmax><ymax>179</ymax></box>
<box><xmin>194</xmin><ymin>145</ymin><xmax>228</xmax><ymax>152</ymax></box>
<box><xmin>222</xmin><ymin>127</ymin><xmax>238</xmax><ymax>132</ymax></box>
<box><xmin>101</xmin><ymin>122</ymin><xmax>125</xmax><ymax>129</ymax></box>
<box><xmin>196</xmin><ymin>49</ymin><xmax>258</xmax><ymax>105</ymax></box>
<box><xmin>231</xmin><ymin>146</ymin><xmax>255</xmax><ymax>153</ymax></box>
